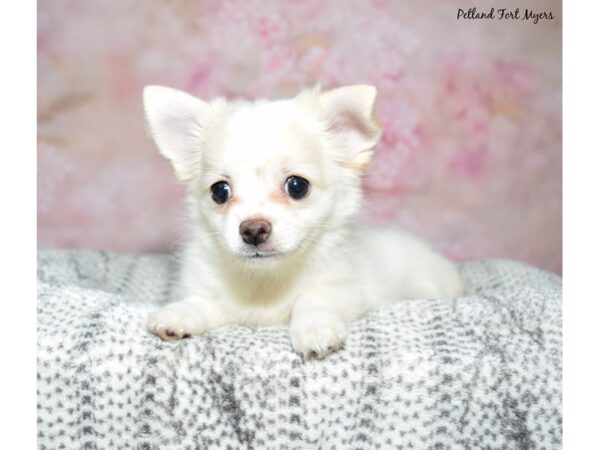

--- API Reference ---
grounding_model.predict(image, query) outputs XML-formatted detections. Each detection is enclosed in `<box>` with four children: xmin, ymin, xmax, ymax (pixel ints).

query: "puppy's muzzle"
<box><xmin>239</xmin><ymin>219</ymin><xmax>271</xmax><ymax>246</ymax></box>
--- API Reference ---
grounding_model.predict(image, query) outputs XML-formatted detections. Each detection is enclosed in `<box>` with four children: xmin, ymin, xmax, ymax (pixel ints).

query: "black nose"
<box><xmin>239</xmin><ymin>219</ymin><xmax>272</xmax><ymax>246</ymax></box>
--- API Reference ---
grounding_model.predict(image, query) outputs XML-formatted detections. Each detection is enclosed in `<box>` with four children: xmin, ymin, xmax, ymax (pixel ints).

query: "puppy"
<box><xmin>143</xmin><ymin>84</ymin><xmax>464</xmax><ymax>358</ymax></box>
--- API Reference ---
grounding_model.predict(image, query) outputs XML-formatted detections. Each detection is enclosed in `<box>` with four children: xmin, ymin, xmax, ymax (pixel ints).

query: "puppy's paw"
<box><xmin>289</xmin><ymin>312</ymin><xmax>347</xmax><ymax>359</ymax></box>
<box><xmin>146</xmin><ymin>301</ymin><xmax>207</xmax><ymax>341</ymax></box>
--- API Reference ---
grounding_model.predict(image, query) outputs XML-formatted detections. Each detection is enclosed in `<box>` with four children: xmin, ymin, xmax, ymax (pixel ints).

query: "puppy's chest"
<box><xmin>221</xmin><ymin>289</ymin><xmax>297</xmax><ymax>326</ymax></box>
<box><xmin>213</xmin><ymin>269</ymin><xmax>308</xmax><ymax>326</ymax></box>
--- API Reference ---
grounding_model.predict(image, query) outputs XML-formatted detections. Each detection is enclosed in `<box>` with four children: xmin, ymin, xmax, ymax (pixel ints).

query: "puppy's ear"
<box><xmin>319</xmin><ymin>85</ymin><xmax>382</xmax><ymax>170</ymax></box>
<box><xmin>143</xmin><ymin>85</ymin><xmax>213</xmax><ymax>181</ymax></box>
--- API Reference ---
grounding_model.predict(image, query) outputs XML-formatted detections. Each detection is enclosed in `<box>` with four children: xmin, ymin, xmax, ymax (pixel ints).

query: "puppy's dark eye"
<box><xmin>284</xmin><ymin>176</ymin><xmax>310</xmax><ymax>200</ymax></box>
<box><xmin>210</xmin><ymin>181</ymin><xmax>232</xmax><ymax>204</ymax></box>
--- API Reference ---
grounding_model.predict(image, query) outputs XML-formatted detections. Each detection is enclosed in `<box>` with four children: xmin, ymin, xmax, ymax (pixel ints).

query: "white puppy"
<box><xmin>143</xmin><ymin>84</ymin><xmax>464</xmax><ymax>358</ymax></box>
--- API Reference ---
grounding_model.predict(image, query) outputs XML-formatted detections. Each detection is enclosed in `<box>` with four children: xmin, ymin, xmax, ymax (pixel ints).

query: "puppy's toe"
<box><xmin>147</xmin><ymin>302</ymin><xmax>205</xmax><ymax>341</ymax></box>
<box><xmin>290</xmin><ymin>312</ymin><xmax>347</xmax><ymax>359</ymax></box>
<box><xmin>153</xmin><ymin>328</ymin><xmax>192</xmax><ymax>341</ymax></box>
<box><xmin>156</xmin><ymin>328</ymin><xmax>182</xmax><ymax>341</ymax></box>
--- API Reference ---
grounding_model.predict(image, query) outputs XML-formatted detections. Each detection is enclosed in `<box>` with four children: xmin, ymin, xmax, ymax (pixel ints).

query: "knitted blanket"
<box><xmin>37</xmin><ymin>250</ymin><xmax>562</xmax><ymax>449</ymax></box>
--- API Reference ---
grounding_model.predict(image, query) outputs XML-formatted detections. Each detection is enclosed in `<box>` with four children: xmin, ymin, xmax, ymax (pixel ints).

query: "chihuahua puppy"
<box><xmin>143</xmin><ymin>84</ymin><xmax>464</xmax><ymax>358</ymax></box>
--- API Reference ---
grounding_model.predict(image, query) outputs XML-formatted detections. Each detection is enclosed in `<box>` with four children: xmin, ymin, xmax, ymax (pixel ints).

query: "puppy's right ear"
<box><xmin>143</xmin><ymin>85</ymin><xmax>212</xmax><ymax>181</ymax></box>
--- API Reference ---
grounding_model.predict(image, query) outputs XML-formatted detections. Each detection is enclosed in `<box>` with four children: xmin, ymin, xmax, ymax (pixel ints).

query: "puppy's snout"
<box><xmin>239</xmin><ymin>219</ymin><xmax>272</xmax><ymax>246</ymax></box>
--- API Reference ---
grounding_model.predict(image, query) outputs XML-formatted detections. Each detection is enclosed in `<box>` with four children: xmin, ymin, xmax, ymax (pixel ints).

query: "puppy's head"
<box><xmin>143</xmin><ymin>85</ymin><xmax>381</xmax><ymax>267</ymax></box>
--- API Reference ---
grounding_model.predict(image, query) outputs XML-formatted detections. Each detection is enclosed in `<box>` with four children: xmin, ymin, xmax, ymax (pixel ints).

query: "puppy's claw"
<box><xmin>155</xmin><ymin>328</ymin><xmax>186</xmax><ymax>341</ymax></box>
<box><xmin>147</xmin><ymin>301</ymin><xmax>208</xmax><ymax>341</ymax></box>
<box><xmin>290</xmin><ymin>312</ymin><xmax>347</xmax><ymax>359</ymax></box>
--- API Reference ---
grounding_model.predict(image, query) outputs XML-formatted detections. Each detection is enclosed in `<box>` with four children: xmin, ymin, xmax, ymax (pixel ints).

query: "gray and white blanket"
<box><xmin>37</xmin><ymin>250</ymin><xmax>562</xmax><ymax>449</ymax></box>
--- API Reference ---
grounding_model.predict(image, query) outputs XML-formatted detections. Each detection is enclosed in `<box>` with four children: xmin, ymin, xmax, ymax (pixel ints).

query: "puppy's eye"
<box><xmin>284</xmin><ymin>176</ymin><xmax>310</xmax><ymax>200</ymax></box>
<box><xmin>210</xmin><ymin>181</ymin><xmax>232</xmax><ymax>204</ymax></box>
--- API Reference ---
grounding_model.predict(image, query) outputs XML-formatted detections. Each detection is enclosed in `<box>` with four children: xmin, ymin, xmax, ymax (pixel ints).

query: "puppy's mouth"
<box><xmin>240</xmin><ymin>250</ymin><xmax>284</xmax><ymax>260</ymax></box>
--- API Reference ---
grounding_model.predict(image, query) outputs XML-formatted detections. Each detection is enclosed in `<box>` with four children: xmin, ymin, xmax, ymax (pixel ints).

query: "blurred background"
<box><xmin>37</xmin><ymin>0</ymin><xmax>562</xmax><ymax>273</ymax></box>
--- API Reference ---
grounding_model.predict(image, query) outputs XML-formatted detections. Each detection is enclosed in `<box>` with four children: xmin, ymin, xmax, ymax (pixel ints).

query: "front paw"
<box><xmin>289</xmin><ymin>312</ymin><xmax>347</xmax><ymax>359</ymax></box>
<box><xmin>146</xmin><ymin>301</ymin><xmax>207</xmax><ymax>341</ymax></box>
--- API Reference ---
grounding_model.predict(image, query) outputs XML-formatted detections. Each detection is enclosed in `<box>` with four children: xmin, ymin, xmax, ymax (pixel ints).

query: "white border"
<box><xmin>0</xmin><ymin>0</ymin><xmax>37</xmax><ymax>447</ymax></box>
<box><xmin>563</xmin><ymin>0</ymin><xmax>600</xmax><ymax>447</ymax></box>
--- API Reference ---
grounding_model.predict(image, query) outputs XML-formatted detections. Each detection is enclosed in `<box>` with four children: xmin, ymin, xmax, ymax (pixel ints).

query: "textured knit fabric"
<box><xmin>37</xmin><ymin>250</ymin><xmax>562</xmax><ymax>449</ymax></box>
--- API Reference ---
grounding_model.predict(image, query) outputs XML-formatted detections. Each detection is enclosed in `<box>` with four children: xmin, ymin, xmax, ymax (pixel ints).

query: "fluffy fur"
<box><xmin>143</xmin><ymin>84</ymin><xmax>464</xmax><ymax>358</ymax></box>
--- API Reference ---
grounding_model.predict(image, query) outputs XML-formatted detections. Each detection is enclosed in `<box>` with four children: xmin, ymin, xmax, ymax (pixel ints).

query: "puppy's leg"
<box><xmin>146</xmin><ymin>296</ymin><xmax>223</xmax><ymax>341</ymax></box>
<box><xmin>290</xmin><ymin>285</ymin><xmax>365</xmax><ymax>359</ymax></box>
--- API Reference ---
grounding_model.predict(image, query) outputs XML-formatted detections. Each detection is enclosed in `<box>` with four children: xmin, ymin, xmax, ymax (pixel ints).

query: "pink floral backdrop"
<box><xmin>37</xmin><ymin>0</ymin><xmax>562</xmax><ymax>273</ymax></box>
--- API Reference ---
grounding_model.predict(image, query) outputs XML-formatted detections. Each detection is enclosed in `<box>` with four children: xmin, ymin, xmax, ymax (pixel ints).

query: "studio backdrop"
<box><xmin>37</xmin><ymin>0</ymin><xmax>562</xmax><ymax>273</ymax></box>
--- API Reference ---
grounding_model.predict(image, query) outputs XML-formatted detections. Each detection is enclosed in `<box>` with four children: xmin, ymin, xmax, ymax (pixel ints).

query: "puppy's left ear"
<box><xmin>143</xmin><ymin>85</ymin><xmax>214</xmax><ymax>181</ymax></box>
<box><xmin>319</xmin><ymin>85</ymin><xmax>382</xmax><ymax>170</ymax></box>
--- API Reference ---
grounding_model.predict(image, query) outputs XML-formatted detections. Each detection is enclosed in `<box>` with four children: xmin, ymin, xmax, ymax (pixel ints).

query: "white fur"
<box><xmin>143</xmin><ymin>84</ymin><xmax>464</xmax><ymax>358</ymax></box>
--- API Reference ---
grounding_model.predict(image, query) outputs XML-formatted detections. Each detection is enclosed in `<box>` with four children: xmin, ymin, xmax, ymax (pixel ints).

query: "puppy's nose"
<box><xmin>239</xmin><ymin>219</ymin><xmax>272</xmax><ymax>246</ymax></box>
